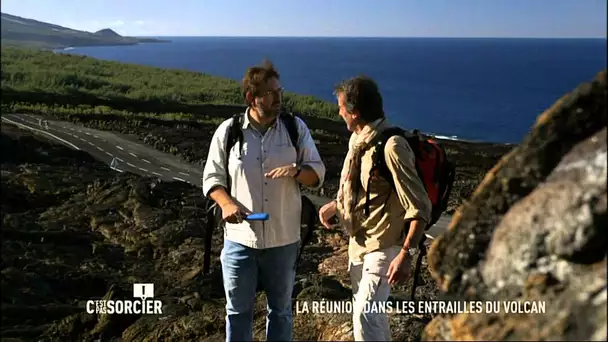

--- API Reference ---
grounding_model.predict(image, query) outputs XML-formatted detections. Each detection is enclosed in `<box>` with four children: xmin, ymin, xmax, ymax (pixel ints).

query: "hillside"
<box><xmin>94</xmin><ymin>29</ymin><xmax>121</xmax><ymax>38</ymax></box>
<box><xmin>0</xmin><ymin>13</ymin><xmax>168</xmax><ymax>49</ymax></box>
<box><xmin>0</xmin><ymin>46</ymin><xmax>341</xmax><ymax>125</ymax></box>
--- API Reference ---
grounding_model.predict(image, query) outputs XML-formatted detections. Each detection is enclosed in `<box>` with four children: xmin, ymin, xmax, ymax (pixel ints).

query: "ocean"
<box><xmin>60</xmin><ymin>37</ymin><xmax>607</xmax><ymax>144</ymax></box>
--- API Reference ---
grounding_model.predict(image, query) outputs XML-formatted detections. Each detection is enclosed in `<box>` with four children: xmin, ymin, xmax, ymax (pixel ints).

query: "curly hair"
<box><xmin>333</xmin><ymin>75</ymin><xmax>385</xmax><ymax>123</ymax></box>
<box><xmin>241</xmin><ymin>59</ymin><xmax>280</xmax><ymax>105</ymax></box>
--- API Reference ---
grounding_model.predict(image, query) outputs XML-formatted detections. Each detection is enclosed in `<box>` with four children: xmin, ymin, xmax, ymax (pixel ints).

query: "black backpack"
<box><xmin>202</xmin><ymin>111</ymin><xmax>318</xmax><ymax>275</ymax></box>
<box><xmin>366</xmin><ymin>127</ymin><xmax>456</xmax><ymax>300</ymax></box>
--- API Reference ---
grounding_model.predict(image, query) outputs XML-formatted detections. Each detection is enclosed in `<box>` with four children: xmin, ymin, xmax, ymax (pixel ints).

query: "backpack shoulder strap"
<box><xmin>203</xmin><ymin>113</ymin><xmax>244</xmax><ymax>275</ymax></box>
<box><xmin>280</xmin><ymin>111</ymin><xmax>300</xmax><ymax>156</ymax></box>
<box><xmin>364</xmin><ymin>126</ymin><xmax>407</xmax><ymax>216</ymax></box>
<box><xmin>371</xmin><ymin>126</ymin><xmax>408</xmax><ymax>176</ymax></box>
<box><xmin>225</xmin><ymin>113</ymin><xmax>245</xmax><ymax>190</ymax></box>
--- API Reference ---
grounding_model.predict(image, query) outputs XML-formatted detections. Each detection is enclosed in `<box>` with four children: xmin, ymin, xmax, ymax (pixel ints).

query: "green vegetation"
<box><xmin>0</xmin><ymin>46</ymin><xmax>340</xmax><ymax>124</ymax></box>
<box><xmin>1</xmin><ymin>12</ymin><xmax>167</xmax><ymax>49</ymax></box>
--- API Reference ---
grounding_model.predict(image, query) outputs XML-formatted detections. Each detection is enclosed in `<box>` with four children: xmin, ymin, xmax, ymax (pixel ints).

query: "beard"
<box><xmin>257</xmin><ymin>101</ymin><xmax>282</xmax><ymax>119</ymax></box>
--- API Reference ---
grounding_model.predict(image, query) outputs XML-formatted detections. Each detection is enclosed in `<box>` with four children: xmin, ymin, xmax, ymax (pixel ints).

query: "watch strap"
<box><xmin>294</xmin><ymin>165</ymin><xmax>302</xmax><ymax>178</ymax></box>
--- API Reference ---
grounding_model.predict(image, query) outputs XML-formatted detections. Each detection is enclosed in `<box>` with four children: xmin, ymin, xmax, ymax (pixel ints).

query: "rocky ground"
<box><xmin>0</xmin><ymin>111</ymin><xmax>510</xmax><ymax>341</ymax></box>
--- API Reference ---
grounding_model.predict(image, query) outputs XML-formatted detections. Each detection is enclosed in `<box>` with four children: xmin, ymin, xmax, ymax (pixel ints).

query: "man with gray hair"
<box><xmin>319</xmin><ymin>75</ymin><xmax>432</xmax><ymax>341</ymax></box>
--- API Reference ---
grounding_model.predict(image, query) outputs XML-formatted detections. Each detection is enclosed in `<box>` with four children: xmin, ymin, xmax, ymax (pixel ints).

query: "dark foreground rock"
<box><xmin>1</xmin><ymin>120</ymin><xmax>439</xmax><ymax>341</ymax></box>
<box><xmin>425</xmin><ymin>70</ymin><xmax>607</xmax><ymax>340</ymax></box>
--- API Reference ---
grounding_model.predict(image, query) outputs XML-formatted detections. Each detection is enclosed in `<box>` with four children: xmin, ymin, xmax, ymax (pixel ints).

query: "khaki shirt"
<box><xmin>337</xmin><ymin>119</ymin><xmax>432</xmax><ymax>262</ymax></box>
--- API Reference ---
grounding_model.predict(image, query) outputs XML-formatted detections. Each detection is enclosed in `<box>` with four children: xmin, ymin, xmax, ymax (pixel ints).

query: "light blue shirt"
<box><xmin>202</xmin><ymin>108</ymin><xmax>326</xmax><ymax>249</ymax></box>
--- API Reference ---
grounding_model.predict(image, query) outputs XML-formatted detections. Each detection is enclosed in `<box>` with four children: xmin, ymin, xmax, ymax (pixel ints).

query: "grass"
<box><xmin>1</xmin><ymin>46</ymin><xmax>341</xmax><ymax>123</ymax></box>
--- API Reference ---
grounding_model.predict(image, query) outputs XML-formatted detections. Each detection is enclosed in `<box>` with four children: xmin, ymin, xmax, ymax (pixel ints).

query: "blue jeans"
<box><xmin>220</xmin><ymin>239</ymin><xmax>299</xmax><ymax>341</ymax></box>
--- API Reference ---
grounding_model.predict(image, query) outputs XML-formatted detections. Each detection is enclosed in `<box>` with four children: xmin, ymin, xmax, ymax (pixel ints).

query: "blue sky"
<box><xmin>1</xmin><ymin>0</ymin><xmax>606</xmax><ymax>38</ymax></box>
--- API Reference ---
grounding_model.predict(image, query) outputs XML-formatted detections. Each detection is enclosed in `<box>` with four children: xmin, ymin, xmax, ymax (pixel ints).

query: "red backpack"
<box><xmin>365</xmin><ymin>127</ymin><xmax>456</xmax><ymax>300</ymax></box>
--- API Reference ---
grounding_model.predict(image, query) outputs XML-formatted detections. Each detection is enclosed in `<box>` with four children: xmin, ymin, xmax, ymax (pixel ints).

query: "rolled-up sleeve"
<box><xmin>384</xmin><ymin>135</ymin><xmax>432</xmax><ymax>224</ymax></box>
<box><xmin>295</xmin><ymin>116</ymin><xmax>326</xmax><ymax>190</ymax></box>
<box><xmin>202</xmin><ymin>119</ymin><xmax>231</xmax><ymax>197</ymax></box>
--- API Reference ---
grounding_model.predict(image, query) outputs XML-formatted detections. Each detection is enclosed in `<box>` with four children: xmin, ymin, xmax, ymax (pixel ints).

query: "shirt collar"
<box><xmin>359</xmin><ymin>117</ymin><xmax>386</xmax><ymax>136</ymax></box>
<box><xmin>242</xmin><ymin>107</ymin><xmax>252</xmax><ymax>129</ymax></box>
<box><xmin>242</xmin><ymin>107</ymin><xmax>280</xmax><ymax>130</ymax></box>
<box><xmin>352</xmin><ymin>117</ymin><xmax>389</xmax><ymax>147</ymax></box>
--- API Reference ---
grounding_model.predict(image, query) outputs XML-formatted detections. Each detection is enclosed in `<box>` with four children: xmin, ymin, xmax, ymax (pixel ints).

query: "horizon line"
<box><xmin>134</xmin><ymin>35</ymin><xmax>608</xmax><ymax>39</ymax></box>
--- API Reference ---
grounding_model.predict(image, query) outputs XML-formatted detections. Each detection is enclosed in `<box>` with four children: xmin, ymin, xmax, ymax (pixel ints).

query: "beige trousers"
<box><xmin>349</xmin><ymin>246</ymin><xmax>400</xmax><ymax>341</ymax></box>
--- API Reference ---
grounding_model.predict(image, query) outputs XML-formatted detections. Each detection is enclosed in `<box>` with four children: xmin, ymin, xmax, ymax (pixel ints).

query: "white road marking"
<box><xmin>96</xmin><ymin>147</ymin><xmax>103</xmax><ymax>152</ymax></box>
<box><xmin>87</xmin><ymin>141</ymin><xmax>94</xmax><ymax>146</ymax></box>
<box><xmin>129</xmin><ymin>152</ymin><xmax>138</xmax><ymax>158</ymax></box>
<box><xmin>139</xmin><ymin>168</ymin><xmax>148</xmax><ymax>172</ymax></box>
<box><xmin>127</xmin><ymin>162</ymin><xmax>136</xmax><ymax>168</ymax></box>
<box><xmin>152</xmin><ymin>172</ymin><xmax>162</xmax><ymax>176</ymax></box>
<box><xmin>142</xmin><ymin>159</ymin><xmax>151</xmax><ymax>164</ymax></box>
<box><xmin>85</xmin><ymin>132</ymin><xmax>91</xmax><ymax>136</ymax></box>
<box><xmin>116</xmin><ymin>145</ymin><xmax>124</xmax><ymax>150</ymax></box>
<box><xmin>161</xmin><ymin>167</ymin><xmax>171</xmax><ymax>171</ymax></box>
<box><xmin>179</xmin><ymin>172</ymin><xmax>190</xmax><ymax>176</ymax></box>
<box><xmin>117</xmin><ymin>158</ymin><xmax>124</xmax><ymax>162</ymax></box>
<box><xmin>173</xmin><ymin>177</ymin><xmax>186</xmax><ymax>182</ymax></box>
<box><xmin>94</xmin><ymin>135</ymin><xmax>99</xmax><ymax>138</ymax></box>
<box><xmin>1</xmin><ymin>117</ymin><xmax>81</xmax><ymax>151</ymax></box>
<box><xmin>105</xmin><ymin>152</ymin><xmax>113</xmax><ymax>157</ymax></box>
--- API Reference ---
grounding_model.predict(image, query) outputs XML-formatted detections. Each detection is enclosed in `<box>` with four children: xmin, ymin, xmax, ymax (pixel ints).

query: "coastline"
<box><xmin>1</xmin><ymin>7</ymin><xmax>605</xmax><ymax>340</ymax></box>
<box><xmin>3</xmin><ymin>38</ymin><xmax>171</xmax><ymax>52</ymax></box>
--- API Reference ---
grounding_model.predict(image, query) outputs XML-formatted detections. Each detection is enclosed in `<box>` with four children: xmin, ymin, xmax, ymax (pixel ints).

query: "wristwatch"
<box><xmin>293</xmin><ymin>164</ymin><xmax>302</xmax><ymax>178</ymax></box>
<box><xmin>402</xmin><ymin>246</ymin><xmax>418</xmax><ymax>256</ymax></box>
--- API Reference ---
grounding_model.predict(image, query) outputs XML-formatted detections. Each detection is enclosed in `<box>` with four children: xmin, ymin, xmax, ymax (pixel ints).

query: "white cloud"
<box><xmin>109</xmin><ymin>20</ymin><xmax>125</xmax><ymax>27</ymax></box>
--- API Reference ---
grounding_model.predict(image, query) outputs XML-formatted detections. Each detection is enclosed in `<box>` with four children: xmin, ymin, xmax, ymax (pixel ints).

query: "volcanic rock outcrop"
<box><xmin>424</xmin><ymin>70</ymin><xmax>607</xmax><ymax>341</ymax></box>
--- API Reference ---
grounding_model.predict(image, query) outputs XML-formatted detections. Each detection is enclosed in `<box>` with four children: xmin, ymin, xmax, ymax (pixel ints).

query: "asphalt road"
<box><xmin>2</xmin><ymin>113</ymin><xmax>203</xmax><ymax>185</ymax></box>
<box><xmin>1</xmin><ymin>113</ymin><xmax>452</xmax><ymax>240</ymax></box>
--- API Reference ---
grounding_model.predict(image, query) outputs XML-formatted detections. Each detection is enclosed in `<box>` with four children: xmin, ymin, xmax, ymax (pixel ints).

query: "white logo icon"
<box><xmin>133</xmin><ymin>283</ymin><xmax>154</xmax><ymax>301</ymax></box>
<box><xmin>86</xmin><ymin>282</ymin><xmax>163</xmax><ymax>315</ymax></box>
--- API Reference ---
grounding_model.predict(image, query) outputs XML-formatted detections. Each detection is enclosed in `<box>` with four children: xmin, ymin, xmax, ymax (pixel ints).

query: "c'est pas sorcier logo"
<box><xmin>86</xmin><ymin>283</ymin><xmax>163</xmax><ymax>315</ymax></box>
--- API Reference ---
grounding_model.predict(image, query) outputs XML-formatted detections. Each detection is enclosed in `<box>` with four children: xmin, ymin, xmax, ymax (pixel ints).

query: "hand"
<box><xmin>319</xmin><ymin>200</ymin><xmax>337</xmax><ymax>229</ymax></box>
<box><xmin>265</xmin><ymin>164</ymin><xmax>298</xmax><ymax>179</ymax></box>
<box><xmin>386</xmin><ymin>251</ymin><xmax>413</xmax><ymax>286</ymax></box>
<box><xmin>220</xmin><ymin>201</ymin><xmax>251</xmax><ymax>224</ymax></box>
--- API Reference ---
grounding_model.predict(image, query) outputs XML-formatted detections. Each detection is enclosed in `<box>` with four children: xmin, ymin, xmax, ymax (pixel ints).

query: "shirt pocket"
<box><xmin>265</xmin><ymin>143</ymin><xmax>297</xmax><ymax>169</ymax></box>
